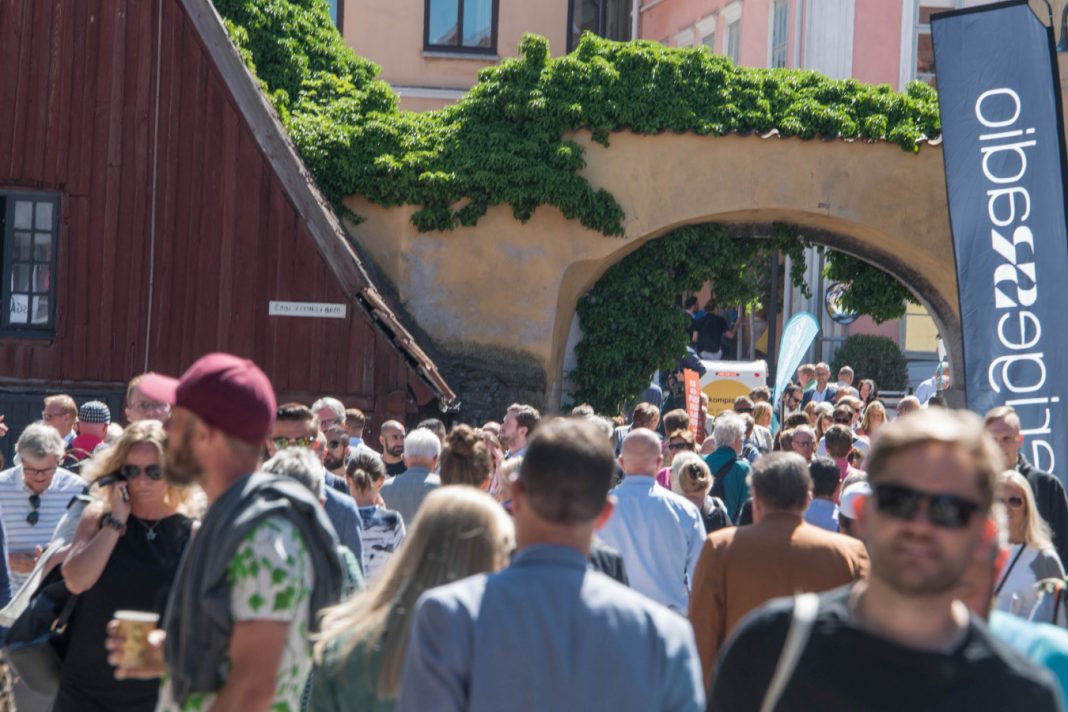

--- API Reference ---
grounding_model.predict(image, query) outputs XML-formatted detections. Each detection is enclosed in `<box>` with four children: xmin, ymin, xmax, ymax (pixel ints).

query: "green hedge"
<box><xmin>831</xmin><ymin>334</ymin><xmax>909</xmax><ymax>391</ymax></box>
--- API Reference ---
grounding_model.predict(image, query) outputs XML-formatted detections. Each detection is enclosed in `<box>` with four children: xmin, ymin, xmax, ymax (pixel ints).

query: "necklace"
<box><xmin>132</xmin><ymin>516</ymin><xmax>163</xmax><ymax>541</ymax></box>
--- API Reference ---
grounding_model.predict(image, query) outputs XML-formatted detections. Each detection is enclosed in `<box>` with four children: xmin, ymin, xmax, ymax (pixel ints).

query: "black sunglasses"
<box><xmin>667</xmin><ymin>442</ymin><xmax>690</xmax><ymax>451</ymax></box>
<box><xmin>873</xmin><ymin>483</ymin><xmax>980</xmax><ymax>530</ymax></box>
<box><xmin>328</xmin><ymin>439</ymin><xmax>344</xmax><ymax>449</ymax></box>
<box><xmin>118</xmin><ymin>464</ymin><xmax>164</xmax><ymax>481</ymax></box>
<box><xmin>998</xmin><ymin>495</ymin><xmax>1025</xmax><ymax>509</ymax></box>
<box><xmin>26</xmin><ymin>494</ymin><xmax>40</xmax><ymax>526</ymax></box>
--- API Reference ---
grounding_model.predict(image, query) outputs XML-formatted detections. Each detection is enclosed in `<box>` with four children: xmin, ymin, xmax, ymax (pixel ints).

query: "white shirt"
<box><xmin>0</xmin><ymin>465</ymin><xmax>84</xmax><ymax>590</ymax></box>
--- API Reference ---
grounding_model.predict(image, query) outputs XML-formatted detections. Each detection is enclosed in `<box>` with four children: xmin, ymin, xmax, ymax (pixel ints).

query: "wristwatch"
<box><xmin>102</xmin><ymin>513</ymin><xmax>127</xmax><ymax>534</ymax></box>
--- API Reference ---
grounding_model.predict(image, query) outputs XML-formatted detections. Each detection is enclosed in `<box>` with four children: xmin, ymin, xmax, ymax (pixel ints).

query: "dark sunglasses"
<box><xmin>26</xmin><ymin>494</ymin><xmax>40</xmax><ymax>526</ymax></box>
<box><xmin>833</xmin><ymin>417</ymin><xmax>852</xmax><ymax>424</ymax></box>
<box><xmin>328</xmin><ymin>439</ymin><xmax>344</xmax><ymax>449</ymax></box>
<box><xmin>998</xmin><ymin>495</ymin><xmax>1025</xmax><ymax>509</ymax></box>
<box><xmin>272</xmin><ymin>436</ymin><xmax>315</xmax><ymax>449</ymax></box>
<box><xmin>118</xmin><ymin>464</ymin><xmax>164</xmax><ymax>481</ymax></box>
<box><xmin>873</xmin><ymin>483</ymin><xmax>980</xmax><ymax>530</ymax></box>
<box><xmin>667</xmin><ymin>442</ymin><xmax>690</xmax><ymax>451</ymax></box>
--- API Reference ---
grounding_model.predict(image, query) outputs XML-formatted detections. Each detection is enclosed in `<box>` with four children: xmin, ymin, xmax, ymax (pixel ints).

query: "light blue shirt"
<box><xmin>990</xmin><ymin>610</ymin><xmax>1068</xmax><ymax>706</ymax></box>
<box><xmin>379</xmin><ymin>465</ymin><xmax>439</xmax><ymax>527</ymax></box>
<box><xmin>397</xmin><ymin>544</ymin><xmax>705</xmax><ymax>712</ymax></box>
<box><xmin>804</xmin><ymin>498</ymin><xmax>839</xmax><ymax>532</ymax></box>
<box><xmin>598</xmin><ymin>475</ymin><xmax>707</xmax><ymax>613</ymax></box>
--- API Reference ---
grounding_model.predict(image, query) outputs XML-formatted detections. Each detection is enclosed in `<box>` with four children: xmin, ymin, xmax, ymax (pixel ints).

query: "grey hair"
<box><xmin>311</xmin><ymin>397</ymin><xmax>346</xmax><ymax>422</ymax></box>
<box><xmin>404</xmin><ymin>427</ymin><xmax>442</xmax><ymax>461</ymax></box>
<box><xmin>713</xmin><ymin>414</ymin><xmax>745</xmax><ymax>450</ymax></box>
<box><xmin>17</xmin><ymin>422</ymin><xmax>66</xmax><ymax>460</ymax></box>
<box><xmin>263</xmin><ymin>447</ymin><xmax>325</xmax><ymax>499</ymax></box>
<box><xmin>584</xmin><ymin>415</ymin><xmax>615</xmax><ymax>441</ymax></box>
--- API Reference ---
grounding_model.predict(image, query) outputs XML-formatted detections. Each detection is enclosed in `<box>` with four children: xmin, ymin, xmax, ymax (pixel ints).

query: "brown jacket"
<box><xmin>688</xmin><ymin>511</ymin><xmax>869</xmax><ymax>692</ymax></box>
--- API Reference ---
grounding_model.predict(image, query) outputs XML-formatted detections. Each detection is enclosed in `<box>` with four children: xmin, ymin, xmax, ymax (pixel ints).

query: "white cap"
<box><xmin>839</xmin><ymin>481</ymin><xmax>872</xmax><ymax>520</ymax></box>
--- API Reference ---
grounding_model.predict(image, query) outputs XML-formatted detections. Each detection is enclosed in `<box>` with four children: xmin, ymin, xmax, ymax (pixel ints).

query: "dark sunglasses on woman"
<box><xmin>117</xmin><ymin>464</ymin><xmax>164</xmax><ymax>481</ymax></box>
<box><xmin>872</xmin><ymin>483</ymin><xmax>980</xmax><ymax>530</ymax></box>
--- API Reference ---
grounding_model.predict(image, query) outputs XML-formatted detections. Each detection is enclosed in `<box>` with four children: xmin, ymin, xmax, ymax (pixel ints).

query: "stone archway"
<box><xmin>345</xmin><ymin>129</ymin><xmax>956</xmax><ymax>418</ymax></box>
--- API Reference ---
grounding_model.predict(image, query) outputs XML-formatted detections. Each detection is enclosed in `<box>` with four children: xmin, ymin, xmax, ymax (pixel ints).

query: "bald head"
<box><xmin>620</xmin><ymin>429</ymin><xmax>663</xmax><ymax>476</ymax></box>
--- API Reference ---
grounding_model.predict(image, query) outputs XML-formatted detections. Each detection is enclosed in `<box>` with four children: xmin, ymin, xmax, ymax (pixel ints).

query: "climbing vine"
<box><xmin>214</xmin><ymin>0</ymin><xmax>939</xmax><ymax>409</ymax></box>
<box><xmin>215</xmin><ymin>0</ymin><xmax>940</xmax><ymax>235</ymax></box>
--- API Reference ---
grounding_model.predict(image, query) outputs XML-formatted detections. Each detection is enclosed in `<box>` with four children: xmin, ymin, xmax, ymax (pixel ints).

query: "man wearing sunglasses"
<box><xmin>0</xmin><ymin>422</ymin><xmax>84</xmax><ymax>594</ymax></box>
<box><xmin>711</xmin><ymin>409</ymin><xmax>1063</xmax><ymax>711</ymax></box>
<box><xmin>268</xmin><ymin>404</ymin><xmax>363</xmax><ymax>569</ymax></box>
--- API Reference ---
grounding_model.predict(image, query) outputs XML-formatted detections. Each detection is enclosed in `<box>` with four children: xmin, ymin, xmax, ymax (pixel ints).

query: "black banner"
<box><xmin>933</xmin><ymin>0</ymin><xmax>1068</xmax><ymax>477</ymax></box>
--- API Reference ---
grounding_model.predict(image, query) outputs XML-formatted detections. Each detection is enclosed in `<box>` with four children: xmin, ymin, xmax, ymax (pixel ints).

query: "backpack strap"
<box><xmin>760</xmin><ymin>593</ymin><xmax>820</xmax><ymax>712</ymax></box>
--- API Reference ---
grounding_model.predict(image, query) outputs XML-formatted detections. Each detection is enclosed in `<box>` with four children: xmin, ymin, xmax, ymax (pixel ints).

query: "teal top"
<box><xmin>704</xmin><ymin>446</ymin><xmax>751</xmax><ymax>521</ymax></box>
<box><xmin>308</xmin><ymin>633</ymin><xmax>394</xmax><ymax>712</ymax></box>
<box><xmin>989</xmin><ymin>610</ymin><xmax>1068</xmax><ymax>707</ymax></box>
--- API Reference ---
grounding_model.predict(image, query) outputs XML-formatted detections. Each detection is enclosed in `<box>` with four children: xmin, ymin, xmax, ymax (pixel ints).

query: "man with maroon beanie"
<box><xmin>106</xmin><ymin>353</ymin><xmax>343</xmax><ymax>712</ymax></box>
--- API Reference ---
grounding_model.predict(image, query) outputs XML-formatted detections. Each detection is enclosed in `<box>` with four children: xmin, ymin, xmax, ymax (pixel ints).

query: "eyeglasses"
<box><xmin>998</xmin><ymin>495</ymin><xmax>1025</xmax><ymax>509</ymax></box>
<box><xmin>667</xmin><ymin>442</ymin><xmax>690</xmax><ymax>451</ymax></box>
<box><xmin>872</xmin><ymin>483</ymin><xmax>980</xmax><ymax>530</ymax></box>
<box><xmin>271</xmin><ymin>436</ymin><xmax>315</xmax><ymax>450</ymax></box>
<box><xmin>793</xmin><ymin>439</ymin><xmax>815</xmax><ymax>448</ymax></box>
<box><xmin>26</xmin><ymin>494</ymin><xmax>40</xmax><ymax>526</ymax></box>
<box><xmin>327</xmin><ymin>439</ymin><xmax>345</xmax><ymax>449</ymax></box>
<box><xmin>833</xmin><ymin>417</ymin><xmax>852</xmax><ymax>425</ymax></box>
<box><xmin>23</xmin><ymin>466</ymin><xmax>57</xmax><ymax>477</ymax></box>
<box><xmin>118</xmin><ymin>464</ymin><xmax>164</xmax><ymax>481</ymax></box>
<box><xmin>41</xmin><ymin>411</ymin><xmax>71</xmax><ymax>422</ymax></box>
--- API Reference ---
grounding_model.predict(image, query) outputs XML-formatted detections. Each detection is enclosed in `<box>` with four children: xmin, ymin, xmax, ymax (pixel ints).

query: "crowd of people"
<box><xmin>0</xmin><ymin>352</ymin><xmax>1063</xmax><ymax>710</ymax></box>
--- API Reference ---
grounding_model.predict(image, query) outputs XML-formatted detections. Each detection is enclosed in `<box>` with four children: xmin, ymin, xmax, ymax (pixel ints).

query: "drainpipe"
<box><xmin>632</xmin><ymin>0</ymin><xmax>640</xmax><ymax>40</ymax></box>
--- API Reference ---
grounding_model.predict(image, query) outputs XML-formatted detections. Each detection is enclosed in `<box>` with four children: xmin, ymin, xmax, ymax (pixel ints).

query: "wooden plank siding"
<box><xmin>0</xmin><ymin>0</ymin><xmax>442</xmax><ymax>429</ymax></box>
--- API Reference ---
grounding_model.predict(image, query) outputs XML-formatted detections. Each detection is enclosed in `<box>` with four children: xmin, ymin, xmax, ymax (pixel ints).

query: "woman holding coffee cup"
<box><xmin>54</xmin><ymin>420</ymin><xmax>196</xmax><ymax>712</ymax></box>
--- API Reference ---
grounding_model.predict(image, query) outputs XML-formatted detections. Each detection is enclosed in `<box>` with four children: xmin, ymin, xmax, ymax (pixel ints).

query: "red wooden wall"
<box><xmin>0</xmin><ymin>0</ymin><xmax>435</xmax><ymax>427</ymax></box>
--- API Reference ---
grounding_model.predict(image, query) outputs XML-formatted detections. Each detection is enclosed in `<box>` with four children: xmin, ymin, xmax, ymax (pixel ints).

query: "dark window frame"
<box><xmin>0</xmin><ymin>191</ymin><xmax>60</xmax><ymax>339</ymax></box>
<box><xmin>567</xmin><ymin>0</ymin><xmax>632</xmax><ymax>52</ymax></box>
<box><xmin>423</xmin><ymin>0</ymin><xmax>499</xmax><ymax>55</ymax></box>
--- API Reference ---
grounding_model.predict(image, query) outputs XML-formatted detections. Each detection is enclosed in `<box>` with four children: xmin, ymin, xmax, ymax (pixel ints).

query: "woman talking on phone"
<box><xmin>54</xmin><ymin>420</ymin><xmax>196</xmax><ymax>711</ymax></box>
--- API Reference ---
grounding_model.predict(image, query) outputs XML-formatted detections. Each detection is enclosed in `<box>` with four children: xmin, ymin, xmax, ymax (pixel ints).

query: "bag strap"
<box><xmin>714</xmin><ymin>458</ymin><xmax>736</xmax><ymax>481</ymax></box>
<box><xmin>759</xmin><ymin>593</ymin><xmax>819</xmax><ymax>712</ymax></box>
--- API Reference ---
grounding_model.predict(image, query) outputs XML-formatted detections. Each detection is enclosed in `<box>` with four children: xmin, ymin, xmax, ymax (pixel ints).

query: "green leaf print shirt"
<box><xmin>156</xmin><ymin>516</ymin><xmax>314</xmax><ymax>712</ymax></box>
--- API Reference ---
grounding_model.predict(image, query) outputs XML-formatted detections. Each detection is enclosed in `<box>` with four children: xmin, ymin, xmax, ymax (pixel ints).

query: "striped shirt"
<box><xmin>0</xmin><ymin>465</ymin><xmax>84</xmax><ymax>590</ymax></box>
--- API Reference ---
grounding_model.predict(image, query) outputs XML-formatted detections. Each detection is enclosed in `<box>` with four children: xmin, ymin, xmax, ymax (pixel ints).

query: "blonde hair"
<box><xmin>860</xmin><ymin>401</ymin><xmax>887</xmax><ymax>435</ymax></box>
<box><xmin>81</xmin><ymin>420</ymin><xmax>200</xmax><ymax>516</ymax></box>
<box><xmin>314</xmin><ymin>487</ymin><xmax>514</xmax><ymax>697</ymax></box>
<box><xmin>999</xmin><ymin>470</ymin><xmax>1054</xmax><ymax>551</ymax></box>
<box><xmin>671</xmin><ymin>451</ymin><xmax>711</xmax><ymax>496</ymax></box>
<box><xmin>752</xmin><ymin>402</ymin><xmax>772</xmax><ymax>427</ymax></box>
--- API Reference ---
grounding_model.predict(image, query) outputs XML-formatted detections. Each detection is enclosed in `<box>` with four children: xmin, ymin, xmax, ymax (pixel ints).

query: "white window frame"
<box><xmin>768</xmin><ymin>0</ymin><xmax>789</xmax><ymax>68</ymax></box>
<box><xmin>696</xmin><ymin>13</ymin><xmax>718</xmax><ymax>51</ymax></box>
<box><xmin>908</xmin><ymin>0</ymin><xmax>962</xmax><ymax>87</ymax></box>
<box><xmin>674</xmin><ymin>28</ymin><xmax>694</xmax><ymax>47</ymax></box>
<box><xmin>723</xmin><ymin>1</ymin><xmax>742</xmax><ymax>63</ymax></box>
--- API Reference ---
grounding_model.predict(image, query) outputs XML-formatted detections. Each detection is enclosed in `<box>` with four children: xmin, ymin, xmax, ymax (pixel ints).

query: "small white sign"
<box><xmin>268</xmin><ymin>301</ymin><xmax>347</xmax><ymax>319</ymax></box>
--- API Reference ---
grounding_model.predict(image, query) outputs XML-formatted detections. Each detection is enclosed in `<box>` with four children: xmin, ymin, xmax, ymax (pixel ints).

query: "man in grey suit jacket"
<box><xmin>397</xmin><ymin>418</ymin><xmax>705</xmax><ymax>712</ymax></box>
<box><xmin>379</xmin><ymin>427</ymin><xmax>440</xmax><ymax>527</ymax></box>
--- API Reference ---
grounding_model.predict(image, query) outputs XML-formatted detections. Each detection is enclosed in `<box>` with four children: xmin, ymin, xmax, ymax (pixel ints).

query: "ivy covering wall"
<box><xmin>214</xmin><ymin>0</ymin><xmax>938</xmax><ymax>411</ymax></box>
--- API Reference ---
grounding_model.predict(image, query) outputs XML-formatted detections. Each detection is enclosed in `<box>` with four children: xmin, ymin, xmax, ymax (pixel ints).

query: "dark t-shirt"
<box><xmin>711</xmin><ymin>586</ymin><xmax>1063</xmax><ymax>712</ymax></box>
<box><xmin>385</xmin><ymin>459</ymin><xmax>406</xmax><ymax>476</ymax></box>
<box><xmin>696</xmin><ymin>314</ymin><xmax>729</xmax><ymax>355</ymax></box>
